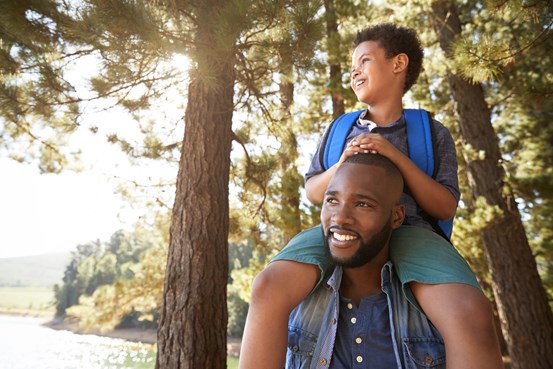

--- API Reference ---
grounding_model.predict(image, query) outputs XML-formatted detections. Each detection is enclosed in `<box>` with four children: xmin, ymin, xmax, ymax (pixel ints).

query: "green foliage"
<box><xmin>227</xmin><ymin>283</ymin><xmax>249</xmax><ymax>338</ymax></box>
<box><xmin>0</xmin><ymin>0</ymin><xmax>82</xmax><ymax>172</ymax></box>
<box><xmin>54</xmin><ymin>220</ymin><xmax>161</xmax><ymax>322</ymax></box>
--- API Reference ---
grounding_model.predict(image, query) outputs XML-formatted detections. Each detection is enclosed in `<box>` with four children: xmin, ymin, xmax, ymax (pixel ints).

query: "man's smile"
<box><xmin>329</xmin><ymin>227</ymin><xmax>360</xmax><ymax>248</ymax></box>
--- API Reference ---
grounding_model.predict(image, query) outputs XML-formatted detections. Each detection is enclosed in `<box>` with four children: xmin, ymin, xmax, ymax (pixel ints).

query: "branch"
<box><xmin>231</xmin><ymin>130</ymin><xmax>268</xmax><ymax>216</ymax></box>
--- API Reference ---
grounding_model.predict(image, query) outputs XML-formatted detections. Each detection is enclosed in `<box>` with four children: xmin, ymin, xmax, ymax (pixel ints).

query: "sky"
<box><xmin>0</xmin><ymin>53</ymin><xmax>188</xmax><ymax>259</ymax></box>
<box><xmin>0</xmin><ymin>120</ymin><xmax>181</xmax><ymax>259</ymax></box>
<box><xmin>0</xmin><ymin>158</ymin><xmax>130</xmax><ymax>258</ymax></box>
<box><xmin>0</xmin><ymin>103</ymin><xmax>182</xmax><ymax>260</ymax></box>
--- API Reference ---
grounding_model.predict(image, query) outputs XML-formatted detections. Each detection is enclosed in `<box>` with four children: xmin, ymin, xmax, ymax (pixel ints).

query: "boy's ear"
<box><xmin>393</xmin><ymin>53</ymin><xmax>408</xmax><ymax>73</ymax></box>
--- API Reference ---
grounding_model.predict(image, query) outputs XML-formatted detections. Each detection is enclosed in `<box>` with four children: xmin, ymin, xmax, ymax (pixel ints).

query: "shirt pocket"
<box><xmin>402</xmin><ymin>337</ymin><xmax>446</xmax><ymax>369</ymax></box>
<box><xmin>286</xmin><ymin>326</ymin><xmax>317</xmax><ymax>369</ymax></box>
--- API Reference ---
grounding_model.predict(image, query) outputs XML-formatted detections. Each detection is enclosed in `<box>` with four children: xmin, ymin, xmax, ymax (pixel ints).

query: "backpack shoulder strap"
<box><xmin>404</xmin><ymin>109</ymin><xmax>453</xmax><ymax>240</ymax></box>
<box><xmin>320</xmin><ymin>110</ymin><xmax>365</xmax><ymax>170</ymax></box>
<box><xmin>404</xmin><ymin>109</ymin><xmax>435</xmax><ymax>177</ymax></box>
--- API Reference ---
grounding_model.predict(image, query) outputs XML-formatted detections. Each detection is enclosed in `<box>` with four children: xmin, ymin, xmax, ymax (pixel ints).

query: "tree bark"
<box><xmin>155</xmin><ymin>9</ymin><xmax>236</xmax><ymax>369</ymax></box>
<box><xmin>430</xmin><ymin>1</ymin><xmax>553</xmax><ymax>368</ymax></box>
<box><xmin>277</xmin><ymin>53</ymin><xmax>302</xmax><ymax>242</ymax></box>
<box><xmin>324</xmin><ymin>0</ymin><xmax>345</xmax><ymax>119</ymax></box>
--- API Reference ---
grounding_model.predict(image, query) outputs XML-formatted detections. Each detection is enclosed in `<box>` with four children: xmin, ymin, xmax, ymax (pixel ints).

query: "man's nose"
<box><xmin>332</xmin><ymin>205</ymin><xmax>354</xmax><ymax>225</ymax></box>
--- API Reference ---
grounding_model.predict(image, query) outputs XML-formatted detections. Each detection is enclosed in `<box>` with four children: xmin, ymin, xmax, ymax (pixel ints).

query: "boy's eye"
<box><xmin>351</xmin><ymin>58</ymin><xmax>371</xmax><ymax>73</ymax></box>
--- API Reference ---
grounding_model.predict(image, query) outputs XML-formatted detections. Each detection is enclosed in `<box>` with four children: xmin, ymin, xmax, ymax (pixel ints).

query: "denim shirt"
<box><xmin>286</xmin><ymin>262</ymin><xmax>445</xmax><ymax>369</ymax></box>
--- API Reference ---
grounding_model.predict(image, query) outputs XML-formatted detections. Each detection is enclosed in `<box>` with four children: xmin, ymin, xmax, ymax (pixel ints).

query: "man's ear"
<box><xmin>391</xmin><ymin>204</ymin><xmax>405</xmax><ymax>229</ymax></box>
<box><xmin>393</xmin><ymin>53</ymin><xmax>408</xmax><ymax>73</ymax></box>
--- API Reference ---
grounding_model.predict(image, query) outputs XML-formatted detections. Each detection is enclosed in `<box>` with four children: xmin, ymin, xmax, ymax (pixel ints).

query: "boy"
<box><xmin>239</xmin><ymin>24</ymin><xmax>503</xmax><ymax>369</ymax></box>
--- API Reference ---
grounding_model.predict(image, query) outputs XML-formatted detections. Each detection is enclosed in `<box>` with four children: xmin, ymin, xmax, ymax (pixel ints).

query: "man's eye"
<box><xmin>325</xmin><ymin>197</ymin><xmax>337</xmax><ymax>204</ymax></box>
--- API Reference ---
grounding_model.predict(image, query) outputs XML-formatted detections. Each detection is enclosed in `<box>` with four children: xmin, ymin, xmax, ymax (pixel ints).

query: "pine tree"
<box><xmin>430</xmin><ymin>1</ymin><xmax>553</xmax><ymax>368</ymax></box>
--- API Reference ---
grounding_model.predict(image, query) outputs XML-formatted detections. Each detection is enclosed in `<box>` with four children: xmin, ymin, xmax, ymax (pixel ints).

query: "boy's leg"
<box><xmin>390</xmin><ymin>225</ymin><xmax>503</xmax><ymax>368</ymax></box>
<box><xmin>239</xmin><ymin>260</ymin><xmax>319</xmax><ymax>369</ymax></box>
<box><xmin>410</xmin><ymin>282</ymin><xmax>503</xmax><ymax>369</ymax></box>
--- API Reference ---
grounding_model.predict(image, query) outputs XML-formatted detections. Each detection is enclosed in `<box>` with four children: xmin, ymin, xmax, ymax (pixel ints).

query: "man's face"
<box><xmin>321</xmin><ymin>163</ymin><xmax>404</xmax><ymax>267</ymax></box>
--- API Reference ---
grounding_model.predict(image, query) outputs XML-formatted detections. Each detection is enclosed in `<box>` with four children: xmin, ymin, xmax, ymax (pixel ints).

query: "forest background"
<box><xmin>1</xmin><ymin>0</ymin><xmax>552</xmax><ymax>369</ymax></box>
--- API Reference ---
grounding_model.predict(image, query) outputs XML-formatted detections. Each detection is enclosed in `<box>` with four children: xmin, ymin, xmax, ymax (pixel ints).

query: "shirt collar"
<box><xmin>357</xmin><ymin>109</ymin><xmax>405</xmax><ymax>129</ymax></box>
<box><xmin>357</xmin><ymin>109</ymin><xmax>377</xmax><ymax>130</ymax></box>
<box><xmin>327</xmin><ymin>261</ymin><xmax>393</xmax><ymax>292</ymax></box>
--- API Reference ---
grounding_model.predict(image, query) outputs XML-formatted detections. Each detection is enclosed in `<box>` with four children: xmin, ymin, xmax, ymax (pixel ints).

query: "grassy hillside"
<box><xmin>0</xmin><ymin>253</ymin><xmax>71</xmax><ymax>288</ymax></box>
<box><xmin>0</xmin><ymin>287</ymin><xmax>55</xmax><ymax>313</ymax></box>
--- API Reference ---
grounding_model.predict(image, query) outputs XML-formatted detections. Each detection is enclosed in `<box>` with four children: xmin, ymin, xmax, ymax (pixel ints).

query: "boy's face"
<box><xmin>350</xmin><ymin>41</ymin><xmax>403</xmax><ymax>105</ymax></box>
<box><xmin>321</xmin><ymin>163</ymin><xmax>404</xmax><ymax>267</ymax></box>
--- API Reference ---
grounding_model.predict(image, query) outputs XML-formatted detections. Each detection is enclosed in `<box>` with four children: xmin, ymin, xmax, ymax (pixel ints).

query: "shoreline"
<box><xmin>0</xmin><ymin>310</ymin><xmax>241</xmax><ymax>357</ymax></box>
<box><xmin>44</xmin><ymin>317</ymin><xmax>158</xmax><ymax>345</ymax></box>
<box><xmin>44</xmin><ymin>319</ymin><xmax>242</xmax><ymax>357</ymax></box>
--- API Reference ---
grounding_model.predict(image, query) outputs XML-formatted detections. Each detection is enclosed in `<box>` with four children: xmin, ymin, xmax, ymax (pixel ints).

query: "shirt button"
<box><xmin>331</xmin><ymin>318</ymin><xmax>337</xmax><ymax>324</ymax></box>
<box><xmin>356</xmin><ymin>356</ymin><xmax>363</xmax><ymax>363</ymax></box>
<box><xmin>292</xmin><ymin>345</ymin><xmax>299</xmax><ymax>352</ymax></box>
<box><xmin>347</xmin><ymin>303</ymin><xmax>353</xmax><ymax>309</ymax></box>
<box><xmin>355</xmin><ymin>337</ymin><xmax>362</xmax><ymax>344</ymax></box>
<box><xmin>319</xmin><ymin>358</ymin><xmax>328</xmax><ymax>365</ymax></box>
<box><xmin>351</xmin><ymin>317</ymin><xmax>357</xmax><ymax>324</ymax></box>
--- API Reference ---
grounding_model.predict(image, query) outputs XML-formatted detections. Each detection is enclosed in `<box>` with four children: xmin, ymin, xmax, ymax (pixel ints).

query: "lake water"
<box><xmin>0</xmin><ymin>314</ymin><xmax>155</xmax><ymax>369</ymax></box>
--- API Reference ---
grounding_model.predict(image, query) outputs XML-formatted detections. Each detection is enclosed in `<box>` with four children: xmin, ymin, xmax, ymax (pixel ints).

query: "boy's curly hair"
<box><xmin>353</xmin><ymin>24</ymin><xmax>423</xmax><ymax>93</ymax></box>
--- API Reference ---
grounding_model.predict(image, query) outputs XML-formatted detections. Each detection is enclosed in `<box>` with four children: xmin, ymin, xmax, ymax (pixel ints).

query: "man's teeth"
<box><xmin>333</xmin><ymin>232</ymin><xmax>357</xmax><ymax>241</ymax></box>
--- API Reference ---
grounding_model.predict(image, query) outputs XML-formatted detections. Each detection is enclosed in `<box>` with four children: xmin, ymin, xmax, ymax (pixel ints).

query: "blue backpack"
<box><xmin>319</xmin><ymin>108</ymin><xmax>453</xmax><ymax>240</ymax></box>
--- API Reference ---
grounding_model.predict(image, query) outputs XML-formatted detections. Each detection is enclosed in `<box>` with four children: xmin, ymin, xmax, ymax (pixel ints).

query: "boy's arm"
<box><xmin>352</xmin><ymin>134</ymin><xmax>457</xmax><ymax>220</ymax></box>
<box><xmin>305</xmin><ymin>144</ymin><xmax>363</xmax><ymax>204</ymax></box>
<box><xmin>305</xmin><ymin>165</ymin><xmax>338</xmax><ymax>204</ymax></box>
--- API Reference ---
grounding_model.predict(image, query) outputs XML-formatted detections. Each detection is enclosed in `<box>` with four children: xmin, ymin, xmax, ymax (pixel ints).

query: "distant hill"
<box><xmin>0</xmin><ymin>253</ymin><xmax>71</xmax><ymax>288</ymax></box>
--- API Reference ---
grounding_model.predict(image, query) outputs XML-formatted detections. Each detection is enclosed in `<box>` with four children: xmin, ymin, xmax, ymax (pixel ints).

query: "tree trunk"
<box><xmin>324</xmin><ymin>0</ymin><xmax>345</xmax><ymax>119</ymax></box>
<box><xmin>278</xmin><ymin>57</ymin><xmax>302</xmax><ymax>242</ymax></box>
<box><xmin>430</xmin><ymin>1</ymin><xmax>553</xmax><ymax>368</ymax></box>
<box><xmin>155</xmin><ymin>11</ymin><xmax>236</xmax><ymax>369</ymax></box>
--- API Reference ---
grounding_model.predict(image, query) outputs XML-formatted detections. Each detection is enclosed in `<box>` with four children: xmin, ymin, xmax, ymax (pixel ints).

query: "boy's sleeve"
<box><xmin>270</xmin><ymin>225</ymin><xmax>334</xmax><ymax>292</ymax></box>
<box><xmin>304</xmin><ymin>144</ymin><xmax>325</xmax><ymax>182</ymax></box>
<box><xmin>304</xmin><ymin>124</ymin><xmax>333</xmax><ymax>182</ymax></box>
<box><xmin>432</xmin><ymin>121</ymin><xmax>460</xmax><ymax>202</ymax></box>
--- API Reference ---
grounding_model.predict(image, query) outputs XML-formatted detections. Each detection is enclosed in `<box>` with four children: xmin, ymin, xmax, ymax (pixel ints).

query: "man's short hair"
<box><xmin>343</xmin><ymin>153</ymin><xmax>404</xmax><ymax>191</ymax></box>
<box><xmin>352</xmin><ymin>23</ymin><xmax>423</xmax><ymax>93</ymax></box>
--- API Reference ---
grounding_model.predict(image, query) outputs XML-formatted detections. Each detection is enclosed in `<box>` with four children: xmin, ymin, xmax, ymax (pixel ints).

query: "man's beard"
<box><xmin>324</xmin><ymin>217</ymin><xmax>393</xmax><ymax>268</ymax></box>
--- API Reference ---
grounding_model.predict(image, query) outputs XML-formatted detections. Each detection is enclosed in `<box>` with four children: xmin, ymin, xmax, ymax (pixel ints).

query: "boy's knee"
<box><xmin>250</xmin><ymin>268</ymin><xmax>277</xmax><ymax>306</ymax></box>
<box><xmin>448</xmin><ymin>287</ymin><xmax>493</xmax><ymax>321</ymax></box>
<box><xmin>412</xmin><ymin>282</ymin><xmax>495</xmax><ymax>327</ymax></box>
<box><xmin>459</xmin><ymin>290</ymin><xmax>495</xmax><ymax>327</ymax></box>
<box><xmin>250</xmin><ymin>261</ymin><xmax>319</xmax><ymax>311</ymax></box>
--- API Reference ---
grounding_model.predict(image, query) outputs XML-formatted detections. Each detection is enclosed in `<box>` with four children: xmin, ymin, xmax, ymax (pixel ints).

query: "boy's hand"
<box><xmin>349</xmin><ymin>133</ymin><xmax>399</xmax><ymax>159</ymax></box>
<box><xmin>338</xmin><ymin>141</ymin><xmax>365</xmax><ymax>164</ymax></box>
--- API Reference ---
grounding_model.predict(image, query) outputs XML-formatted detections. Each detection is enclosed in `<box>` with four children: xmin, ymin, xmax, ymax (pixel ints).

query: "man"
<box><xmin>285</xmin><ymin>153</ymin><xmax>446</xmax><ymax>368</ymax></box>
